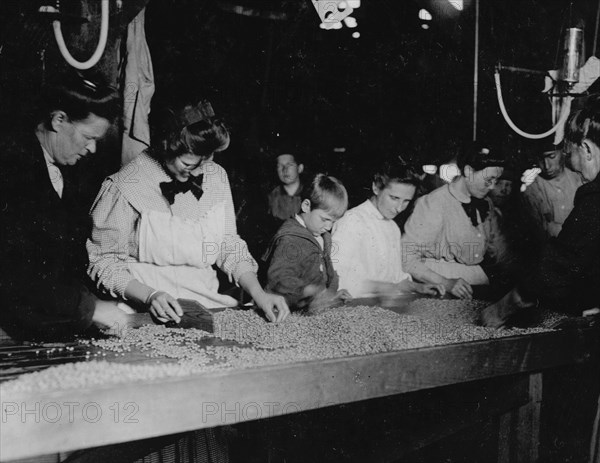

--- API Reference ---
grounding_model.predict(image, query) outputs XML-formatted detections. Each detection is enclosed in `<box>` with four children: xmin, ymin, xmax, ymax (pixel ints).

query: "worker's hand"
<box><xmin>254</xmin><ymin>291</ymin><xmax>290</xmax><ymax>323</ymax></box>
<box><xmin>414</xmin><ymin>282</ymin><xmax>446</xmax><ymax>297</ymax></box>
<box><xmin>304</xmin><ymin>288</ymin><xmax>351</xmax><ymax>316</ymax></box>
<box><xmin>92</xmin><ymin>300</ymin><xmax>129</xmax><ymax>335</ymax></box>
<box><xmin>335</xmin><ymin>289</ymin><xmax>353</xmax><ymax>303</ymax></box>
<box><xmin>444</xmin><ymin>278</ymin><xmax>473</xmax><ymax>299</ymax></box>
<box><xmin>479</xmin><ymin>288</ymin><xmax>536</xmax><ymax>328</ymax></box>
<box><xmin>306</xmin><ymin>287</ymin><xmax>340</xmax><ymax>312</ymax></box>
<box><xmin>148</xmin><ymin>291</ymin><xmax>183</xmax><ymax>324</ymax></box>
<box><xmin>369</xmin><ymin>281</ymin><xmax>399</xmax><ymax>298</ymax></box>
<box><xmin>369</xmin><ymin>281</ymin><xmax>404</xmax><ymax>307</ymax></box>
<box><xmin>520</xmin><ymin>167</ymin><xmax>542</xmax><ymax>192</ymax></box>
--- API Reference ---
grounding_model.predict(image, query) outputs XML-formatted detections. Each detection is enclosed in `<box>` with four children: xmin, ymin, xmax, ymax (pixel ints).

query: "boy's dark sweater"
<box><xmin>263</xmin><ymin>217</ymin><xmax>339</xmax><ymax>310</ymax></box>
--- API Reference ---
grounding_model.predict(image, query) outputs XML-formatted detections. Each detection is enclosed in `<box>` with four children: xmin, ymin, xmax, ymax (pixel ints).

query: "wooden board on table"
<box><xmin>167</xmin><ymin>298</ymin><xmax>215</xmax><ymax>332</ymax></box>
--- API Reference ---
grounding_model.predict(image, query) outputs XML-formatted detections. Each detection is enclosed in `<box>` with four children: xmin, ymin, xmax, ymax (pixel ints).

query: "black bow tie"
<box><xmin>461</xmin><ymin>197</ymin><xmax>490</xmax><ymax>227</ymax></box>
<box><xmin>160</xmin><ymin>174</ymin><xmax>204</xmax><ymax>205</ymax></box>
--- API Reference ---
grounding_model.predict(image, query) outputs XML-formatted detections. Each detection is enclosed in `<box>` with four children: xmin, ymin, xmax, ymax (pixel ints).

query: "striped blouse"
<box><xmin>86</xmin><ymin>152</ymin><xmax>258</xmax><ymax>299</ymax></box>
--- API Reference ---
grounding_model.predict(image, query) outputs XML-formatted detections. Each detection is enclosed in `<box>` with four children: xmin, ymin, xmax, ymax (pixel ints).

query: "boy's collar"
<box><xmin>294</xmin><ymin>213</ymin><xmax>307</xmax><ymax>228</ymax></box>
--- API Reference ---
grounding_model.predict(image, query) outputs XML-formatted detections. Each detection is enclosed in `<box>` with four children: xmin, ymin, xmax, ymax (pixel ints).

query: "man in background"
<box><xmin>521</xmin><ymin>141</ymin><xmax>583</xmax><ymax>240</ymax></box>
<box><xmin>268</xmin><ymin>151</ymin><xmax>305</xmax><ymax>221</ymax></box>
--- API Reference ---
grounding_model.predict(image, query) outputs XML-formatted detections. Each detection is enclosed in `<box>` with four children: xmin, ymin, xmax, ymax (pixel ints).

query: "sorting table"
<box><xmin>1</xmin><ymin>296</ymin><xmax>598</xmax><ymax>462</ymax></box>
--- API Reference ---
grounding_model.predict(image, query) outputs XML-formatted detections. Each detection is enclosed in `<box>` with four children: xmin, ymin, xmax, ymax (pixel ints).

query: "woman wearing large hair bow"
<box><xmin>87</xmin><ymin>102</ymin><xmax>289</xmax><ymax>323</ymax></box>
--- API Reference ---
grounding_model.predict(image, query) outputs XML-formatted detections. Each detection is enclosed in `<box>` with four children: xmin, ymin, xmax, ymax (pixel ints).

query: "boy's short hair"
<box><xmin>276</xmin><ymin>152</ymin><xmax>301</xmax><ymax>165</ymax></box>
<box><xmin>302</xmin><ymin>173</ymin><xmax>348</xmax><ymax>219</ymax></box>
<box><xmin>271</xmin><ymin>138</ymin><xmax>303</xmax><ymax>165</ymax></box>
<box><xmin>274</xmin><ymin>148</ymin><xmax>303</xmax><ymax>167</ymax></box>
<box><xmin>536</xmin><ymin>140</ymin><xmax>563</xmax><ymax>159</ymax></box>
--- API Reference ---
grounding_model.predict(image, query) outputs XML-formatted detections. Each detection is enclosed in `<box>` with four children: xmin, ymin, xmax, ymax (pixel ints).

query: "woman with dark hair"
<box><xmin>402</xmin><ymin>143</ymin><xmax>506</xmax><ymax>298</ymax></box>
<box><xmin>87</xmin><ymin>102</ymin><xmax>289</xmax><ymax>323</ymax></box>
<box><xmin>332</xmin><ymin>161</ymin><xmax>445</xmax><ymax>299</ymax></box>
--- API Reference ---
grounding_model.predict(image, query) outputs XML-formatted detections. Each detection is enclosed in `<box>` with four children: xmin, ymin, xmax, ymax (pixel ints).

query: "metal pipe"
<box><xmin>593</xmin><ymin>0</ymin><xmax>600</xmax><ymax>56</ymax></box>
<box><xmin>472</xmin><ymin>0</ymin><xmax>479</xmax><ymax>141</ymax></box>
<box><xmin>51</xmin><ymin>0</ymin><xmax>109</xmax><ymax>70</ymax></box>
<box><xmin>494</xmin><ymin>70</ymin><xmax>570</xmax><ymax>139</ymax></box>
<box><xmin>496</xmin><ymin>64</ymin><xmax>549</xmax><ymax>77</ymax></box>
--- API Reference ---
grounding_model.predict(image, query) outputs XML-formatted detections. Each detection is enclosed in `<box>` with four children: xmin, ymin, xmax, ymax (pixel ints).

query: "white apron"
<box><xmin>129</xmin><ymin>203</ymin><xmax>238</xmax><ymax>309</ymax></box>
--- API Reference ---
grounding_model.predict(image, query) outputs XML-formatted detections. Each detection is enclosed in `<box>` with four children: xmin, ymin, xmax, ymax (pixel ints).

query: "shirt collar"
<box><xmin>280</xmin><ymin>182</ymin><xmax>302</xmax><ymax>197</ymax></box>
<box><xmin>364</xmin><ymin>199</ymin><xmax>386</xmax><ymax>220</ymax></box>
<box><xmin>41</xmin><ymin>146</ymin><xmax>55</xmax><ymax>166</ymax></box>
<box><xmin>144</xmin><ymin>152</ymin><xmax>181</xmax><ymax>184</ymax></box>
<box><xmin>448</xmin><ymin>176</ymin><xmax>471</xmax><ymax>203</ymax></box>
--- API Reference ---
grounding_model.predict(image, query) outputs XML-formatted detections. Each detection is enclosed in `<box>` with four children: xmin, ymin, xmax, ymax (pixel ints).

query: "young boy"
<box><xmin>263</xmin><ymin>173</ymin><xmax>352</xmax><ymax>311</ymax></box>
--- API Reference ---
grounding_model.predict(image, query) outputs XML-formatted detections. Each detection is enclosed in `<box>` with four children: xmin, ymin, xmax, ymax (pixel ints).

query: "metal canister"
<box><xmin>561</xmin><ymin>27</ymin><xmax>584</xmax><ymax>85</ymax></box>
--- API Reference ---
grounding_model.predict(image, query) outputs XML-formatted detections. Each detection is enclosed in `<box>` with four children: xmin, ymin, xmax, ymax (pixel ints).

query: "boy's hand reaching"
<box><xmin>371</xmin><ymin>280</ymin><xmax>444</xmax><ymax>307</ymax></box>
<box><xmin>304</xmin><ymin>285</ymin><xmax>351</xmax><ymax>314</ymax></box>
<box><xmin>254</xmin><ymin>291</ymin><xmax>290</xmax><ymax>323</ymax></box>
<box><xmin>334</xmin><ymin>289</ymin><xmax>353</xmax><ymax>303</ymax></box>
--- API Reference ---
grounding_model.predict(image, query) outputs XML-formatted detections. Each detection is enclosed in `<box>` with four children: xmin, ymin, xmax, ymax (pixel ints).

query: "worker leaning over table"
<box><xmin>402</xmin><ymin>142</ymin><xmax>507</xmax><ymax>298</ymax></box>
<box><xmin>481</xmin><ymin>94</ymin><xmax>600</xmax><ymax>327</ymax></box>
<box><xmin>86</xmin><ymin>101</ymin><xmax>289</xmax><ymax>323</ymax></box>
<box><xmin>332</xmin><ymin>160</ymin><xmax>445</xmax><ymax>300</ymax></box>
<box><xmin>0</xmin><ymin>74</ymin><xmax>130</xmax><ymax>340</ymax></box>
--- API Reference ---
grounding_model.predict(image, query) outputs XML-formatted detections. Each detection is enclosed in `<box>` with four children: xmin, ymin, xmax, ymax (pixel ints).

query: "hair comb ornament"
<box><xmin>82</xmin><ymin>79</ymin><xmax>98</xmax><ymax>91</ymax></box>
<box><xmin>74</xmin><ymin>71</ymin><xmax>100</xmax><ymax>93</ymax></box>
<box><xmin>74</xmin><ymin>71</ymin><xmax>117</xmax><ymax>95</ymax></box>
<box><xmin>178</xmin><ymin>100</ymin><xmax>215</xmax><ymax>127</ymax></box>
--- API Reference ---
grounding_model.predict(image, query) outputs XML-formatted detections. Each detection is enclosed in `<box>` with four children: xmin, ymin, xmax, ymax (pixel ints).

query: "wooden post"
<box><xmin>497</xmin><ymin>372</ymin><xmax>543</xmax><ymax>462</ymax></box>
<box><xmin>516</xmin><ymin>373</ymin><xmax>543</xmax><ymax>462</ymax></box>
<box><xmin>497</xmin><ymin>412</ymin><xmax>512</xmax><ymax>463</ymax></box>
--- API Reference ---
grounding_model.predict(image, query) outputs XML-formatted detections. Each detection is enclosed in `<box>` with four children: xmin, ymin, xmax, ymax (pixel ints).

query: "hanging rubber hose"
<box><xmin>52</xmin><ymin>0</ymin><xmax>109</xmax><ymax>70</ymax></box>
<box><xmin>494</xmin><ymin>69</ymin><xmax>570</xmax><ymax>139</ymax></box>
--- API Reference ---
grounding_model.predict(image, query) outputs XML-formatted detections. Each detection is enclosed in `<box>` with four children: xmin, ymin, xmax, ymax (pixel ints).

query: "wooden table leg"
<box><xmin>497</xmin><ymin>372</ymin><xmax>543</xmax><ymax>463</ymax></box>
<box><xmin>517</xmin><ymin>372</ymin><xmax>543</xmax><ymax>462</ymax></box>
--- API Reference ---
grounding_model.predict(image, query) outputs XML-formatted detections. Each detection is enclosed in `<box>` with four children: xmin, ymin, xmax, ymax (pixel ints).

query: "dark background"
<box><xmin>0</xmin><ymin>0</ymin><xmax>598</xmax><ymax>214</ymax></box>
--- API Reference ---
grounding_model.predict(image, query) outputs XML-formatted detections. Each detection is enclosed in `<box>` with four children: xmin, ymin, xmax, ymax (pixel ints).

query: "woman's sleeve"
<box><xmin>402</xmin><ymin>195</ymin><xmax>444</xmax><ymax>274</ymax></box>
<box><xmin>215</xmin><ymin>170</ymin><xmax>259</xmax><ymax>282</ymax></box>
<box><xmin>86</xmin><ymin>180</ymin><xmax>137</xmax><ymax>298</ymax></box>
<box><xmin>332</xmin><ymin>214</ymin><xmax>365</xmax><ymax>295</ymax></box>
